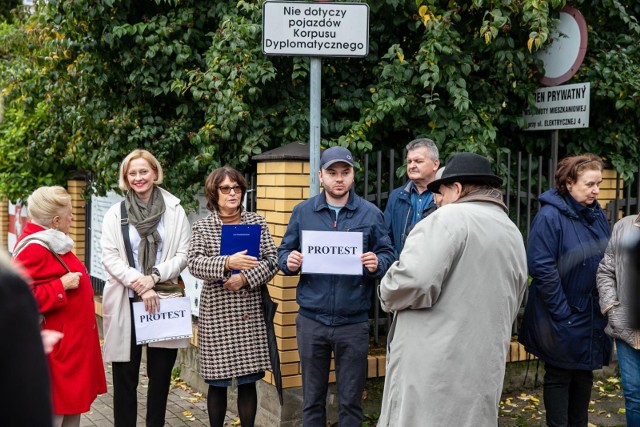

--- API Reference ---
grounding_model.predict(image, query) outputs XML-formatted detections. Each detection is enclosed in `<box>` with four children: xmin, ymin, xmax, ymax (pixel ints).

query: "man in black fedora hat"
<box><xmin>377</xmin><ymin>152</ymin><xmax>528</xmax><ymax>426</ymax></box>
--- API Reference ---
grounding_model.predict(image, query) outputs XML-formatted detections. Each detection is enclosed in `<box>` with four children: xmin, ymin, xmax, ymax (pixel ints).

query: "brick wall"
<box><xmin>67</xmin><ymin>179</ymin><xmax>87</xmax><ymax>258</ymax></box>
<box><xmin>0</xmin><ymin>198</ymin><xmax>7</xmax><ymax>251</ymax></box>
<box><xmin>256</xmin><ymin>160</ymin><xmax>309</xmax><ymax>389</ymax></box>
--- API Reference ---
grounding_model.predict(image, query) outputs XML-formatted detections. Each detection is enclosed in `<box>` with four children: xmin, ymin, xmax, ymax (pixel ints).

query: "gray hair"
<box><xmin>406</xmin><ymin>138</ymin><xmax>439</xmax><ymax>162</ymax></box>
<box><xmin>26</xmin><ymin>186</ymin><xmax>71</xmax><ymax>227</ymax></box>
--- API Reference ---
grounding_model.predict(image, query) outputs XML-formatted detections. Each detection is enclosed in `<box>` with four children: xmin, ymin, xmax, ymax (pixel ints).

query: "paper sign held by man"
<box><xmin>301</xmin><ymin>230</ymin><xmax>363</xmax><ymax>275</ymax></box>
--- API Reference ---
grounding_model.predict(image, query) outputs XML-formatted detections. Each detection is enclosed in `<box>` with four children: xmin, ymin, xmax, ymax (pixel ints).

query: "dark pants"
<box><xmin>296</xmin><ymin>314</ymin><xmax>369</xmax><ymax>427</ymax></box>
<box><xmin>543</xmin><ymin>363</ymin><xmax>593</xmax><ymax>427</ymax></box>
<box><xmin>112</xmin><ymin>300</ymin><xmax>178</xmax><ymax>427</ymax></box>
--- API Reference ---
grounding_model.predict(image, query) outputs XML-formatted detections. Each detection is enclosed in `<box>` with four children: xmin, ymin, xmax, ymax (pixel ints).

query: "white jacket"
<box><xmin>101</xmin><ymin>187</ymin><xmax>191</xmax><ymax>362</ymax></box>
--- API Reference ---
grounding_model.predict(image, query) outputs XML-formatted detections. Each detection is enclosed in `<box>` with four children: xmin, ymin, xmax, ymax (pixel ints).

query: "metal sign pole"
<box><xmin>262</xmin><ymin>1</ymin><xmax>370</xmax><ymax>196</ymax></box>
<box><xmin>309</xmin><ymin>57</ymin><xmax>321</xmax><ymax>197</ymax></box>
<box><xmin>551</xmin><ymin>129</ymin><xmax>559</xmax><ymax>172</ymax></box>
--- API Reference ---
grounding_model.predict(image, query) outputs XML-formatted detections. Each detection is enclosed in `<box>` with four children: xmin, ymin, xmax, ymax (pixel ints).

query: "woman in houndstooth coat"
<box><xmin>188</xmin><ymin>166</ymin><xmax>278</xmax><ymax>427</ymax></box>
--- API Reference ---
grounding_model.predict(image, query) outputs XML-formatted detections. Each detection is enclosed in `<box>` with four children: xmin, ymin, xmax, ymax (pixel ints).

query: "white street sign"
<box><xmin>524</xmin><ymin>82</ymin><xmax>590</xmax><ymax>131</ymax></box>
<box><xmin>262</xmin><ymin>1</ymin><xmax>369</xmax><ymax>57</ymax></box>
<box><xmin>537</xmin><ymin>6</ymin><xmax>588</xmax><ymax>87</ymax></box>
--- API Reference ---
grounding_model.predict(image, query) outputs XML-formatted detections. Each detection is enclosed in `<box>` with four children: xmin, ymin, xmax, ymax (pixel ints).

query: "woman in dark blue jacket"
<box><xmin>519</xmin><ymin>153</ymin><xmax>612</xmax><ymax>427</ymax></box>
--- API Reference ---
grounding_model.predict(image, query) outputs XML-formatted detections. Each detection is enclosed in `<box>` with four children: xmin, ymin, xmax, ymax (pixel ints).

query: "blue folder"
<box><xmin>220</xmin><ymin>224</ymin><xmax>261</xmax><ymax>259</ymax></box>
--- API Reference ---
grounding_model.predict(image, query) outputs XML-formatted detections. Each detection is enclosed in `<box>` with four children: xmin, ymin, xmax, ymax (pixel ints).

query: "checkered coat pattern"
<box><xmin>188</xmin><ymin>209</ymin><xmax>278</xmax><ymax>380</ymax></box>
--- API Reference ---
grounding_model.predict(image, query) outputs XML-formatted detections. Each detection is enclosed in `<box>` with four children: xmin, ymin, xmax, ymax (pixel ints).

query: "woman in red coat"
<box><xmin>13</xmin><ymin>186</ymin><xmax>106</xmax><ymax>427</ymax></box>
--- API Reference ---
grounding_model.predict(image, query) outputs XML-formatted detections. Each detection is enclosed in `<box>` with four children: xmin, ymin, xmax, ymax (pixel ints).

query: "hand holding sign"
<box><xmin>361</xmin><ymin>251</ymin><xmax>378</xmax><ymax>273</ymax></box>
<box><xmin>141</xmin><ymin>289</ymin><xmax>160</xmax><ymax>314</ymax></box>
<box><xmin>286</xmin><ymin>250</ymin><xmax>303</xmax><ymax>272</ymax></box>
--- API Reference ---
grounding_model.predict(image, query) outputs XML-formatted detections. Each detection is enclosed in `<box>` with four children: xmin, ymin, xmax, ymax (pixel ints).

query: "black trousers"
<box><xmin>543</xmin><ymin>362</ymin><xmax>593</xmax><ymax>427</ymax></box>
<box><xmin>296</xmin><ymin>315</ymin><xmax>369</xmax><ymax>427</ymax></box>
<box><xmin>112</xmin><ymin>300</ymin><xmax>178</xmax><ymax>427</ymax></box>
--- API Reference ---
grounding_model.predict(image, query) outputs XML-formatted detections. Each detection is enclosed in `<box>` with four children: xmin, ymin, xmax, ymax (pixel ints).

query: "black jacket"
<box><xmin>0</xmin><ymin>268</ymin><xmax>53</xmax><ymax>426</ymax></box>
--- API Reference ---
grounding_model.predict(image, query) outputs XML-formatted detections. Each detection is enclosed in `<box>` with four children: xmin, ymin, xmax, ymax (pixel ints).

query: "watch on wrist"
<box><xmin>152</xmin><ymin>268</ymin><xmax>161</xmax><ymax>284</ymax></box>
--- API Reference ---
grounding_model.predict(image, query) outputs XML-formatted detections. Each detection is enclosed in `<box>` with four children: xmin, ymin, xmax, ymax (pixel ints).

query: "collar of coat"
<box><xmin>313</xmin><ymin>189</ymin><xmax>357</xmax><ymax>212</ymax></box>
<box><xmin>454</xmin><ymin>188</ymin><xmax>508</xmax><ymax>214</ymax></box>
<box><xmin>209</xmin><ymin>206</ymin><xmax>247</xmax><ymax>225</ymax></box>
<box><xmin>13</xmin><ymin>223</ymin><xmax>74</xmax><ymax>256</ymax></box>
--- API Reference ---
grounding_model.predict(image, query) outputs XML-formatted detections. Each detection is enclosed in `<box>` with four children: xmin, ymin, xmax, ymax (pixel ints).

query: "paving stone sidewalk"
<box><xmin>81</xmin><ymin>362</ymin><xmax>236</xmax><ymax>427</ymax></box>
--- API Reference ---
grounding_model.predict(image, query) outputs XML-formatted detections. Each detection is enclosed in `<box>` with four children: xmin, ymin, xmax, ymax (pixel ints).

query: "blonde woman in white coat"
<box><xmin>101</xmin><ymin>149</ymin><xmax>191</xmax><ymax>427</ymax></box>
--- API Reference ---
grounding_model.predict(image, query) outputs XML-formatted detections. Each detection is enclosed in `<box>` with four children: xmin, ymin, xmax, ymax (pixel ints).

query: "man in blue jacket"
<box><xmin>278</xmin><ymin>146</ymin><xmax>395</xmax><ymax>427</ymax></box>
<box><xmin>383</xmin><ymin>138</ymin><xmax>440</xmax><ymax>254</ymax></box>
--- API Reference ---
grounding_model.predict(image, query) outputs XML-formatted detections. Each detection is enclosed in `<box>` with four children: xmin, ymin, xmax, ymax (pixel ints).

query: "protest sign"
<box><xmin>301</xmin><ymin>230</ymin><xmax>363</xmax><ymax>275</ymax></box>
<box><xmin>133</xmin><ymin>297</ymin><xmax>192</xmax><ymax>344</ymax></box>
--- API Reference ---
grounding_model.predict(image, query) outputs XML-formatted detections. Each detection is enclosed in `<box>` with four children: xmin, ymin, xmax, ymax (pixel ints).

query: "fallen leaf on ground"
<box><xmin>517</xmin><ymin>394</ymin><xmax>540</xmax><ymax>404</ymax></box>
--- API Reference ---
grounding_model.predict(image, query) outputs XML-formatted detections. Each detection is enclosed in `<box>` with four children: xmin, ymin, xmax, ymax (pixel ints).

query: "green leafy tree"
<box><xmin>0</xmin><ymin>0</ymin><xmax>22</xmax><ymax>23</ymax></box>
<box><xmin>1</xmin><ymin>0</ymin><xmax>220</xmax><ymax>204</ymax></box>
<box><xmin>0</xmin><ymin>0</ymin><xmax>638</xmax><ymax>204</ymax></box>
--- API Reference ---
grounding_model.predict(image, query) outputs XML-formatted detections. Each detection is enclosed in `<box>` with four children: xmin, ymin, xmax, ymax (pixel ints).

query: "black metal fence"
<box><xmin>87</xmin><ymin>152</ymin><xmax>640</xmax><ymax>346</ymax></box>
<box><xmin>359</xmin><ymin>149</ymin><xmax>640</xmax><ymax>344</ymax></box>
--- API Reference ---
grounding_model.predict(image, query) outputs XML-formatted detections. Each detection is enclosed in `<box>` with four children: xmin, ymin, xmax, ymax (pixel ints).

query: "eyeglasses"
<box><xmin>218</xmin><ymin>185</ymin><xmax>242</xmax><ymax>194</ymax></box>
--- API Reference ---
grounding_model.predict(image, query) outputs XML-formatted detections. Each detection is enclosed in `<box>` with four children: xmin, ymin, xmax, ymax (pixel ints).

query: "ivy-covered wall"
<box><xmin>1</xmin><ymin>0</ymin><xmax>638</xmax><ymax>205</ymax></box>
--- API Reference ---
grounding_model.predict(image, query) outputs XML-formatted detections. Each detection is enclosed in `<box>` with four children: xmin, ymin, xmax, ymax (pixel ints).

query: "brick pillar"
<box><xmin>599</xmin><ymin>168</ymin><xmax>624</xmax><ymax>220</ymax></box>
<box><xmin>253</xmin><ymin>142</ymin><xmax>312</xmax><ymax>426</ymax></box>
<box><xmin>256</xmin><ymin>160</ymin><xmax>310</xmax><ymax>390</ymax></box>
<box><xmin>67</xmin><ymin>179</ymin><xmax>87</xmax><ymax>258</ymax></box>
<box><xmin>0</xmin><ymin>198</ymin><xmax>8</xmax><ymax>252</ymax></box>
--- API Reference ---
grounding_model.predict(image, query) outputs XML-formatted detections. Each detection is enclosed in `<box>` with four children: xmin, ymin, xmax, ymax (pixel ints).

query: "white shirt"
<box><xmin>127</xmin><ymin>218</ymin><xmax>164</xmax><ymax>297</ymax></box>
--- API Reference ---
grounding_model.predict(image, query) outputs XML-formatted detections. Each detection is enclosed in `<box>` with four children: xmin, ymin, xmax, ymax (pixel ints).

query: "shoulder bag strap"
<box><xmin>17</xmin><ymin>237</ymin><xmax>71</xmax><ymax>273</ymax></box>
<box><xmin>120</xmin><ymin>201</ymin><xmax>136</xmax><ymax>268</ymax></box>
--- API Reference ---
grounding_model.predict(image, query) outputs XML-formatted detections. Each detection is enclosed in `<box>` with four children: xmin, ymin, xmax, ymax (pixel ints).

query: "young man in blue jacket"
<box><xmin>383</xmin><ymin>138</ymin><xmax>440</xmax><ymax>254</ymax></box>
<box><xmin>277</xmin><ymin>146</ymin><xmax>395</xmax><ymax>427</ymax></box>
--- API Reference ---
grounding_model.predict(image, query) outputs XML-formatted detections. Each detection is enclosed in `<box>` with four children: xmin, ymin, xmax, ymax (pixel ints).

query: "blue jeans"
<box><xmin>296</xmin><ymin>314</ymin><xmax>369</xmax><ymax>427</ymax></box>
<box><xmin>616</xmin><ymin>339</ymin><xmax>640</xmax><ymax>426</ymax></box>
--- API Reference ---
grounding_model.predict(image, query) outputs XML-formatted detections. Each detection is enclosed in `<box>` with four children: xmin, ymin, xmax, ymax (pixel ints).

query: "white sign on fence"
<box><xmin>90</xmin><ymin>191</ymin><xmax>124</xmax><ymax>281</ymax></box>
<box><xmin>524</xmin><ymin>82</ymin><xmax>590</xmax><ymax>131</ymax></box>
<box><xmin>262</xmin><ymin>1</ymin><xmax>369</xmax><ymax>57</ymax></box>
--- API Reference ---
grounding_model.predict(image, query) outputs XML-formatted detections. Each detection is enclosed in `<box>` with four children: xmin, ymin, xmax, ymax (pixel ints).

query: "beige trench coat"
<box><xmin>377</xmin><ymin>200</ymin><xmax>528</xmax><ymax>426</ymax></box>
<box><xmin>101</xmin><ymin>187</ymin><xmax>191</xmax><ymax>362</ymax></box>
